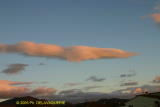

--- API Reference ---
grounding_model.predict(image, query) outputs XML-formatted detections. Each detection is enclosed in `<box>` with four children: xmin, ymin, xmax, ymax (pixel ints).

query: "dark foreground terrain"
<box><xmin>0</xmin><ymin>96</ymin><xmax>128</xmax><ymax>107</ymax></box>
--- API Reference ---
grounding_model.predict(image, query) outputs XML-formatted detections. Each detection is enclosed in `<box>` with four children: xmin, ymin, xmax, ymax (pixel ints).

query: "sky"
<box><xmin>0</xmin><ymin>0</ymin><xmax>160</xmax><ymax>102</ymax></box>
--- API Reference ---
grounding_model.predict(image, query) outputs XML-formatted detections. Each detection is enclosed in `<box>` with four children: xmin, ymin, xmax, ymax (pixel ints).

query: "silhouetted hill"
<box><xmin>0</xmin><ymin>96</ymin><xmax>41</xmax><ymax>105</ymax></box>
<box><xmin>72</xmin><ymin>98</ymin><xmax>128</xmax><ymax>107</ymax></box>
<box><xmin>0</xmin><ymin>96</ymin><xmax>63</xmax><ymax>107</ymax></box>
<box><xmin>0</xmin><ymin>96</ymin><xmax>129</xmax><ymax>107</ymax></box>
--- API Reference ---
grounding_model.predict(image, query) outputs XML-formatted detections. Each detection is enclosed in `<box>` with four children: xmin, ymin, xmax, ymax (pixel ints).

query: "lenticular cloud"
<box><xmin>0</xmin><ymin>41</ymin><xmax>137</xmax><ymax>62</ymax></box>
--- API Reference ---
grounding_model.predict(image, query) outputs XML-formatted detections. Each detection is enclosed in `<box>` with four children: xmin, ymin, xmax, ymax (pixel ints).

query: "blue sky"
<box><xmin>0</xmin><ymin>0</ymin><xmax>160</xmax><ymax>101</ymax></box>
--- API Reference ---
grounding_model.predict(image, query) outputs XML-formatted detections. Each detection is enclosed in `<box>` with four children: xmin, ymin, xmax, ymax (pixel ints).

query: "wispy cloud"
<box><xmin>65</xmin><ymin>83</ymin><xmax>81</xmax><ymax>87</ymax></box>
<box><xmin>154</xmin><ymin>2</ymin><xmax>160</xmax><ymax>10</ymax></box>
<box><xmin>120</xmin><ymin>73</ymin><xmax>136</xmax><ymax>78</ymax></box>
<box><xmin>0</xmin><ymin>80</ymin><xmax>33</xmax><ymax>86</ymax></box>
<box><xmin>143</xmin><ymin>1</ymin><xmax>160</xmax><ymax>25</ymax></box>
<box><xmin>38</xmin><ymin>63</ymin><xmax>45</xmax><ymax>66</ymax></box>
<box><xmin>0</xmin><ymin>80</ymin><xmax>56</xmax><ymax>99</ymax></box>
<box><xmin>120</xmin><ymin>81</ymin><xmax>138</xmax><ymax>86</ymax></box>
<box><xmin>83</xmin><ymin>86</ymin><xmax>103</xmax><ymax>91</ymax></box>
<box><xmin>59</xmin><ymin>89</ymin><xmax>82</xmax><ymax>95</ymax></box>
<box><xmin>120</xmin><ymin>70</ymin><xmax>136</xmax><ymax>78</ymax></box>
<box><xmin>1</xmin><ymin>64</ymin><xmax>28</xmax><ymax>75</ymax></box>
<box><xmin>86</xmin><ymin>76</ymin><xmax>106</xmax><ymax>82</ymax></box>
<box><xmin>0</xmin><ymin>41</ymin><xmax>137</xmax><ymax>62</ymax></box>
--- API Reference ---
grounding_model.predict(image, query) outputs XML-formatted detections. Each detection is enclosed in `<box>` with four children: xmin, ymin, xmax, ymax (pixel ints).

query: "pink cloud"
<box><xmin>150</xmin><ymin>13</ymin><xmax>160</xmax><ymax>23</ymax></box>
<box><xmin>30</xmin><ymin>87</ymin><xmax>57</xmax><ymax>96</ymax></box>
<box><xmin>0</xmin><ymin>80</ymin><xmax>56</xmax><ymax>99</ymax></box>
<box><xmin>0</xmin><ymin>80</ymin><xmax>33</xmax><ymax>86</ymax></box>
<box><xmin>0</xmin><ymin>41</ymin><xmax>137</xmax><ymax>62</ymax></box>
<box><xmin>133</xmin><ymin>88</ymin><xmax>143</xmax><ymax>94</ymax></box>
<box><xmin>0</xmin><ymin>80</ymin><xmax>29</xmax><ymax>98</ymax></box>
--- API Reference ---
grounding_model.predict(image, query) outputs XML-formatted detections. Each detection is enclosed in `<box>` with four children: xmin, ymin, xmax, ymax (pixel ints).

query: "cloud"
<box><xmin>152</xmin><ymin>76</ymin><xmax>160</xmax><ymax>83</ymax></box>
<box><xmin>65</xmin><ymin>83</ymin><xmax>81</xmax><ymax>87</ymax></box>
<box><xmin>133</xmin><ymin>88</ymin><xmax>143</xmax><ymax>94</ymax></box>
<box><xmin>0</xmin><ymin>41</ymin><xmax>137</xmax><ymax>62</ymax></box>
<box><xmin>38</xmin><ymin>63</ymin><xmax>45</xmax><ymax>66</ymax></box>
<box><xmin>86</xmin><ymin>76</ymin><xmax>106</xmax><ymax>82</ymax></box>
<box><xmin>120</xmin><ymin>70</ymin><xmax>136</xmax><ymax>78</ymax></box>
<box><xmin>0</xmin><ymin>80</ymin><xmax>56</xmax><ymax>99</ymax></box>
<box><xmin>1</xmin><ymin>64</ymin><xmax>28</xmax><ymax>75</ymax></box>
<box><xmin>0</xmin><ymin>80</ymin><xmax>33</xmax><ymax>86</ymax></box>
<box><xmin>63</xmin><ymin>84</ymin><xmax>103</xmax><ymax>91</ymax></box>
<box><xmin>111</xmin><ymin>85</ymin><xmax>160</xmax><ymax>96</ymax></box>
<box><xmin>120</xmin><ymin>82</ymin><xmax>138</xmax><ymax>86</ymax></box>
<box><xmin>56</xmin><ymin>89</ymin><xmax>109</xmax><ymax>103</ymax></box>
<box><xmin>154</xmin><ymin>3</ymin><xmax>160</xmax><ymax>10</ymax></box>
<box><xmin>150</xmin><ymin>13</ymin><xmax>160</xmax><ymax>24</ymax></box>
<box><xmin>59</xmin><ymin>89</ymin><xmax>82</xmax><ymax>95</ymax></box>
<box><xmin>30</xmin><ymin>87</ymin><xmax>56</xmax><ymax>96</ymax></box>
<box><xmin>9</xmin><ymin>82</ymin><xmax>33</xmax><ymax>86</ymax></box>
<box><xmin>120</xmin><ymin>73</ymin><xmax>136</xmax><ymax>78</ymax></box>
<box><xmin>43</xmin><ymin>84</ymin><xmax>160</xmax><ymax>103</ymax></box>
<box><xmin>83</xmin><ymin>86</ymin><xmax>103</xmax><ymax>91</ymax></box>
<box><xmin>57</xmin><ymin>88</ymin><xmax>131</xmax><ymax>103</ymax></box>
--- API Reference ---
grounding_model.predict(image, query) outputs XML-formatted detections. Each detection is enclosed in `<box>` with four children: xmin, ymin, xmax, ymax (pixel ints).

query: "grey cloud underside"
<box><xmin>120</xmin><ymin>70</ymin><xmax>136</xmax><ymax>78</ymax></box>
<box><xmin>1</xmin><ymin>64</ymin><xmax>28</xmax><ymax>74</ymax></box>
<box><xmin>86</xmin><ymin>76</ymin><xmax>106</xmax><ymax>82</ymax></box>
<box><xmin>154</xmin><ymin>3</ymin><xmax>160</xmax><ymax>10</ymax></box>
<box><xmin>120</xmin><ymin>82</ymin><xmax>138</xmax><ymax>86</ymax></box>
<box><xmin>83</xmin><ymin>86</ymin><xmax>103</xmax><ymax>90</ymax></box>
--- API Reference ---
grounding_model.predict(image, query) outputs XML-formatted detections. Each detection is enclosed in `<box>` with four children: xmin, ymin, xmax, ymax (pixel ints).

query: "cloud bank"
<box><xmin>56</xmin><ymin>89</ymin><xmax>109</xmax><ymax>103</ymax></box>
<box><xmin>1</xmin><ymin>64</ymin><xmax>28</xmax><ymax>75</ymax></box>
<box><xmin>0</xmin><ymin>41</ymin><xmax>137</xmax><ymax>62</ymax></box>
<box><xmin>0</xmin><ymin>80</ymin><xmax>56</xmax><ymax>99</ymax></box>
<box><xmin>51</xmin><ymin>84</ymin><xmax>160</xmax><ymax>103</ymax></box>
